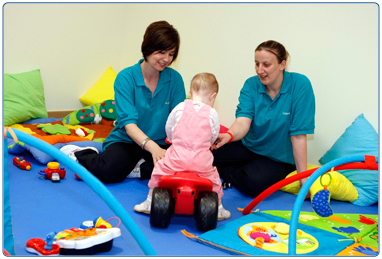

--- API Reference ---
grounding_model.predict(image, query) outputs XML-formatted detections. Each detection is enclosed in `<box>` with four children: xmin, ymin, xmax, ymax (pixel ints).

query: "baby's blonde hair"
<box><xmin>190</xmin><ymin>73</ymin><xmax>219</xmax><ymax>95</ymax></box>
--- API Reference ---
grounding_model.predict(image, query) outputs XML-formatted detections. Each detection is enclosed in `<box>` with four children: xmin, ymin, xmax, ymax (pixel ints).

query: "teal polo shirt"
<box><xmin>103</xmin><ymin>59</ymin><xmax>186</xmax><ymax>151</ymax></box>
<box><xmin>236</xmin><ymin>71</ymin><xmax>315</xmax><ymax>165</ymax></box>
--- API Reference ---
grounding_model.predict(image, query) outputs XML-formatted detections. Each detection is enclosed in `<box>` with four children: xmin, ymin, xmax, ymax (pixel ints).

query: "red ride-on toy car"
<box><xmin>150</xmin><ymin>172</ymin><xmax>218</xmax><ymax>232</ymax></box>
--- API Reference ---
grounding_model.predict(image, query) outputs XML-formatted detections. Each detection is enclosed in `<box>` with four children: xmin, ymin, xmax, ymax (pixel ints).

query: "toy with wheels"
<box><xmin>26</xmin><ymin>217</ymin><xmax>121</xmax><ymax>256</ymax></box>
<box><xmin>150</xmin><ymin>172</ymin><xmax>218</xmax><ymax>232</ymax></box>
<box><xmin>13</xmin><ymin>156</ymin><xmax>31</xmax><ymax>170</ymax></box>
<box><xmin>38</xmin><ymin>162</ymin><xmax>66</xmax><ymax>182</ymax></box>
<box><xmin>55</xmin><ymin>227</ymin><xmax>121</xmax><ymax>255</ymax></box>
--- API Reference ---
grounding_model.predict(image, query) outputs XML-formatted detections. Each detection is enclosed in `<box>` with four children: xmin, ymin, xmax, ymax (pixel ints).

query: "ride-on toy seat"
<box><xmin>150</xmin><ymin>172</ymin><xmax>218</xmax><ymax>231</ymax></box>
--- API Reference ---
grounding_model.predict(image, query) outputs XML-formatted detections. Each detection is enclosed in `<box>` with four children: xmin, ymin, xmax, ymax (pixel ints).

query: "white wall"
<box><xmin>4</xmin><ymin>3</ymin><xmax>379</xmax><ymax>164</ymax></box>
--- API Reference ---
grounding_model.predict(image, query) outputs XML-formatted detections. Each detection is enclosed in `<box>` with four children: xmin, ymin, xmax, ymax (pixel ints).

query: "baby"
<box><xmin>134</xmin><ymin>73</ymin><xmax>231</xmax><ymax>221</ymax></box>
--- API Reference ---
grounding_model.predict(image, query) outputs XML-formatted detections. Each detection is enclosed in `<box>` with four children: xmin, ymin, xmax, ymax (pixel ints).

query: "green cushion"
<box><xmin>4</xmin><ymin>69</ymin><xmax>48</xmax><ymax>126</ymax></box>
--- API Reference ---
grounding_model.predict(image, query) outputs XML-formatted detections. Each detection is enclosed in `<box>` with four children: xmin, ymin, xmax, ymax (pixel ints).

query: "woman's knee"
<box><xmin>86</xmin><ymin>154</ymin><xmax>137</xmax><ymax>183</ymax></box>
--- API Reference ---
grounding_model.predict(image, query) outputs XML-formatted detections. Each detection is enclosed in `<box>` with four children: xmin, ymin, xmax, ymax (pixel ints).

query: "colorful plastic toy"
<box><xmin>80</xmin><ymin>216</ymin><xmax>117</xmax><ymax>229</ymax></box>
<box><xmin>55</xmin><ymin>216</ymin><xmax>121</xmax><ymax>255</ymax></box>
<box><xmin>38</xmin><ymin>162</ymin><xmax>66</xmax><ymax>181</ymax></box>
<box><xmin>26</xmin><ymin>232</ymin><xmax>60</xmax><ymax>256</ymax></box>
<box><xmin>55</xmin><ymin>227</ymin><xmax>121</xmax><ymax>255</ymax></box>
<box><xmin>13</xmin><ymin>156</ymin><xmax>31</xmax><ymax>170</ymax></box>
<box><xmin>51</xmin><ymin>173</ymin><xmax>61</xmax><ymax>182</ymax></box>
<box><xmin>44</xmin><ymin>231</ymin><xmax>56</xmax><ymax>250</ymax></box>
<box><xmin>150</xmin><ymin>172</ymin><xmax>218</xmax><ymax>231</ymax></box>
<box><xmin>26</xmin><ymin>217</ymin><xmax>122</xmax><ymax>256</ymax></box>
<box><xmin>26</xmin><ymin>228</ymin><xmax>121</xmax><ymax>256</ymax></box>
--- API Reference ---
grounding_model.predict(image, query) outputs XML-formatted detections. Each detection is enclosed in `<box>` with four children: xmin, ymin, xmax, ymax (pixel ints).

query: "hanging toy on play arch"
<box><xmin>311</xmin><ymin>170</ymin><xmax>333</xmax><ymax>217</ymax></box>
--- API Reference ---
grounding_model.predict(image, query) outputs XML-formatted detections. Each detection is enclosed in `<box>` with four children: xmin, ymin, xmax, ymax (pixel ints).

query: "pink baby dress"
<box><xmin>148</xmin><ymin>100</ymin><xmax>223</xmax><ymax>198</ymax></box>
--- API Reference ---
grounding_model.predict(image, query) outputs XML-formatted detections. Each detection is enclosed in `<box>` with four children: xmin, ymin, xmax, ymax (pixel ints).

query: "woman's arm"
<box><xmin>125</xmin><ymin>124</ymin><xmax>166</xmax><ymax>164</ymax></box>
<box><xmin>290</xmin><ymin>134</ymin><xmax>310</xmax><ymax>198</ymax></box>
<box><xmin>211</xmin><ymin>117</ymin><xmax>252</xmax><ymax>150</ymax></box>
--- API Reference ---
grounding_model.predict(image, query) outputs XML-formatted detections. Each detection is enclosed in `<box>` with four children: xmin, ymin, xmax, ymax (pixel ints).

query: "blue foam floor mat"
<box><xmin>7</xmin><ymin>152</ymin><xmax>378</xmax><ymax>256</ymax></box>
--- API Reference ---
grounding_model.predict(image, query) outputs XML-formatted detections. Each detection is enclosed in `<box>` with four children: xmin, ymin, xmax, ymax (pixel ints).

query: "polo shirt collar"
<box><xmin>132</xmin><ymin>59</ymin><xmax>146</xmax><ymax>86</ymax></box>
<box><xmin>132</xmin><ymin>59</ymin><xmax>171</xmax><ymax>88</ymax></box>
<box><xmin>279</xmin><ymin>71</ymin><xmax>291</xmax><ymax>94</ymax></box>
<box><xmin>258</xmin><ymin>70</ymin><xmax>291</xmax><ymax>94</ymax></box>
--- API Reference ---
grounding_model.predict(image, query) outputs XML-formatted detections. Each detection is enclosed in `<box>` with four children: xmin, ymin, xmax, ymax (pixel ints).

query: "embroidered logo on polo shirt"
<box><xmin>283</xmin><ymin>112</ymin><xmax>290</xmax><ymax>115</ymax></box>
<box><xmin>165</xmin><ymin>102</ymin><xmax>170</xmax><ymax>105</ymax></box>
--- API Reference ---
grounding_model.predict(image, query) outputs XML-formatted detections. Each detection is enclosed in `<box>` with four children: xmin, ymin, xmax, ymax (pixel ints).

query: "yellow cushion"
<box><xmin>79</xmin><ymin>67</ymin><xmax>117</xmax><ymax>106</ymax></box>
<box><xmin>281</xmin><ymin>165</ymin><xmax>358</xmax><ymax>202</ymax></box>
<box><xmin>280</xmin><ymin>164</ymin><xmax>320</xmax><ymax>195</ymax></box>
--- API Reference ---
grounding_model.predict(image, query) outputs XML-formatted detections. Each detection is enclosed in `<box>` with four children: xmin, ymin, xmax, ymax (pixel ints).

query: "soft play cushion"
<box><xmin>8</xmin><ymin>138</ymin><xmax>103</xmax><ymax>164</ymax></box>
<box><xmin>100</xmin><ymin>100</ymin><xmax>117</xmax><ymax>121</ymax></box>
<box><xmin>319</xmin><ymin>114</ymin><xmax>378</xmax><ymax>206</ymax></box>
<box><xmin>79</xmin><ymin>67</ymin><xmax>117</xmax><ymax>106</ymax></box>
<box><xmin>341</xmin><ymin>169</ymin><xmax>378</xmax><ymax>206</ymax></box>
<box><xmin>62</xmin><ymin>103</ymin><xmax>102</xmax><ymax>125</ymax></box>
<box><xmin>4</xmin><ymin>69</ymin><xmax>48</xmax><ymax>126</ymax></box>
<box><xmin>281</xmin><ymin>168</ymin><xmax>358</xmax><ymax>203</ymax></box>
<box><xmin>280</xmin><ymin>164</ymin><xmax>319</xmax><ymax>195</ymax></box>
<box><xmin>319</xmin><ymin>114</ymin><xmax>378</xmax><ymax>164</ymax></box>
<box><xmin>62</xmin><ymin>100</ymin><xmax>116</xmax><ymax>126</ymax></box>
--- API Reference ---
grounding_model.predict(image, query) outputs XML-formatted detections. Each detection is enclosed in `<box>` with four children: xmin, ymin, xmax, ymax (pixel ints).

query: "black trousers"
<box><xmin>212</xmin><ymin>141</ymin><xmax>296</xmax><ymax>197</ymax></box>
<box><xmin>75</xmin><ymin>142</ymin><xmax>170</xmax><ymax>183</ymax></box>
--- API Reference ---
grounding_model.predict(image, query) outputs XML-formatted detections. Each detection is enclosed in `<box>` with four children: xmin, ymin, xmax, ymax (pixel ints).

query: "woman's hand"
<box><xmin>211</xmin><ymin>133</ymin><xmax>232</xmax><ymax>150</ymax></box>
<box><xmin>299</xmin><ymin>178</ymin><xmax>311</xmax><ymax>200</ymax></box>
<box><xmin>211</xmin><ymin>117</ymin><xmax>252</xmax><ymax>150</ymax></box>
<box><xmin>291</xmin><ymin>134</ymin><xmax>310</xmax><ymax>200</ymax></box>
<box><xmin>124</xmin><ymin>123</ymin><xmax>166</xmax><ymax>164</ymax></box>
<box><xmin>145</xmin><ymin>141</ymin><xmax>167</xmax><ymax>165</ymax></box>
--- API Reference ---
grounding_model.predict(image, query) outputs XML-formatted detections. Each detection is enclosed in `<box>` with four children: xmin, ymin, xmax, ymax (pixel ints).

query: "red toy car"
<box><xmin>38</xmin><ymin>162</ymin><xmax>66</xmax><ymax>181</ymax></box>
<box><xmin>150</xmin><ymin>172</ymin><xmax>218</xmax><ymax>231</ymax></box>
<box><xmin>13</xmin><ymin>156</ymin><xmax>32</xmax><ymax>170</ymax></box>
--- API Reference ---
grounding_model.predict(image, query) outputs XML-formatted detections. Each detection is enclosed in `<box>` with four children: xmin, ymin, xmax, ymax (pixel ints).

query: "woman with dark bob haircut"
<box><xmin>61</xmin><ymin>21</ymin><xmax>186</xmax><ymax>182</ymax></box>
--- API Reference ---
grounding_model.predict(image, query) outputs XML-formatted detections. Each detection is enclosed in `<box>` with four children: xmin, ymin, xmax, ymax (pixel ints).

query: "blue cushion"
<box><xmin>319</xmin><ymin>114</ymin><xmax>378</xmax><ymax>164</ymax></box>
<box><xmin>22</xmin><ymin>117</ymin><xmax>60</xmax><ymax>124</ymax></box>
<box><xmin>8</xmin><ymin>139</ymin><xmax>103</xmax><ymax>164</ymax></box>
<box><xmin>341</xmin><ymin>169</ymin><xmax>378</xmax><ymax>206</ymax></box>
<box><xmin>318</xmin><ymin>114</ymin><xmax>378</xmax><ymax>206</ymax></box>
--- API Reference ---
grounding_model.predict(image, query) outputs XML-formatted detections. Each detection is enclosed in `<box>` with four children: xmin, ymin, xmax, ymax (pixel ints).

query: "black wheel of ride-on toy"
<box><xmin>150</xmin><ymin>187</ymin><xmax>175</xmax><ymax>228</ymax></box>
<box><xmin>194</xmin><ymin>191</ymin><xmax>218</xmax><ymax>231</ymax></box>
